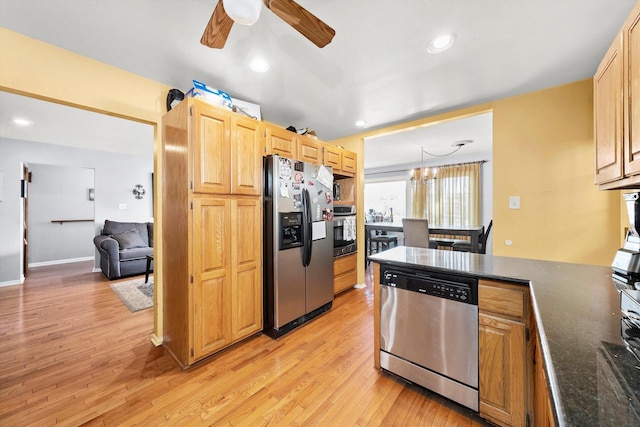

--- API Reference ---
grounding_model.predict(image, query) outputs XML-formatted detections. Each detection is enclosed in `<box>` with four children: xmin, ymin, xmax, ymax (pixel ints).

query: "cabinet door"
<box><xmin>265</xmin><ymin>125</ymin><xmax>296</xmax><ymax>158</ymax></box>
<box><xmin>231</xmin><ymin>117</ymin><xmax>262</xmax><ymax>195</ymax></box>
<box><xmin>341</xmin><ymin>149</ymin><xmax>357</xmax><ymax>176</ymax></box>
<box><xmin>333</xmin><ymin>253</ymin><xmax>357</xmax><ymax>294</ymax></box>
<box><xmin>192</xmin><ymin>198</ymin><xmax>232</xmax><ymax>360</ymax></box>
<box><xmin>192</xmin><ymin>102</ymin><xmax>231</xmax><ymax>194</ymax></box>
<box><xmin>533</xmin><ymin>334</ymin><xmax>556</xmax><ymax>427</ymax></box>
<box><xmin>479</xmin><ymin>313</ymin><xmax>527</xmax><ymax>427</ymax></box>
<box><xmin>594</xmin><ymin>33</ymin><xmax>624</xmax><ymax>184</ymax></box>
<box><xmin>298</xmin><ymin>136</ymin><xmax>323</xmax><ymax>164</ymax></box>
<box><xmin>323</xmin><ymin>144</ymin><xmax>342</xmax><ymax>171</ymax></box>
<box><xmin>624</xmin><ymin>4</ymin><xmax>640</xmax><ymax>176</ymax></box>
<box><xmin>231</xmin><ymin>198</ymin><xmax>263</xmax><ymax>340</ymax></box>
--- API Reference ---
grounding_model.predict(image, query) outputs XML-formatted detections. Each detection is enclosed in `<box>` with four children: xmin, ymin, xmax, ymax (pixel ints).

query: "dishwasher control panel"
<box><xmin>381</xmin><ymin>266</ymin><xmax>478</xmax><ymax>305</ymax></box>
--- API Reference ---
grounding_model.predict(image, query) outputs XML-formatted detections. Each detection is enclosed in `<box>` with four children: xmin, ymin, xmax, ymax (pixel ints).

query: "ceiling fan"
<box><xmin>200</xmin><ymin>0</ymin><xmax>336</xmax><ymax>49</ymax></box>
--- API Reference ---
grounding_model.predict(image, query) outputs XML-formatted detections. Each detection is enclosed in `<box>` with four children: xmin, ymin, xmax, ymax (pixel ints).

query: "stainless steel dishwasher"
<box><xmin>379</xmin><ymin>265</ymin><xmax>479</xmax><ymax>411</ymax></box>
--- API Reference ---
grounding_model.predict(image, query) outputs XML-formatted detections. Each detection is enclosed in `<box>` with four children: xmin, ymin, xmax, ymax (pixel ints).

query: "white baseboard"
<box><xmin>29</xmin><ymin>256</ymin><xmax>94</xmax><ymax>268</ymax></box>
<box><xmin>0</xmin><ymin>277</ymin><xmax>24</xmax><ymax>287</ymax></box>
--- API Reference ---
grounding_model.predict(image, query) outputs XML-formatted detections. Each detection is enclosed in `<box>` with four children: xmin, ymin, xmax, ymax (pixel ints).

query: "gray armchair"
<box><xmin>94</xmin><ymin>220</ymin><xmax>154</xmax><ymax>280</ymax></box>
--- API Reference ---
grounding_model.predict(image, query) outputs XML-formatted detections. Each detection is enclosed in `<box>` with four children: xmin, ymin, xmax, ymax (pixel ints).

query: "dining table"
<box><xmin>365</xmin><ymin>221</ymin><xmax>485</xmax><ymax>254</ymax></box>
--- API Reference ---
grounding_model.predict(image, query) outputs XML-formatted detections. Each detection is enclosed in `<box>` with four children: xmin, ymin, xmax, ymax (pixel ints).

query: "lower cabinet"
<box><xmin>165</xmin><ymin>196</ymin><xmax>262</xmax><ymax>367</ymax></box>
<box><xmin>333</xmin><ymin>253</ymin><xmax>357</xmax><ymax>294</ymax></box>
<box><xmin>479</xmin><ymin>313</ymin><xmax>527</xmax><ymax>427</ymax></box>
<box><xmin>478</xmin><ymin>280</ymin><xmax>530</xmax><ymax>427</ymax></box>
<box><xmin>532</xmin><ymin>321</ymin><xmax>557</xmax><ymax>427</ymax></box>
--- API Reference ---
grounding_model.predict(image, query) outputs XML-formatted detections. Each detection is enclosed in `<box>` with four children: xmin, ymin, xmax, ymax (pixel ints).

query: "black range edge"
<box><xmin>369</xmin><ymin>246</ymin><xmax>640</xmax><ymax>427</ymax></box>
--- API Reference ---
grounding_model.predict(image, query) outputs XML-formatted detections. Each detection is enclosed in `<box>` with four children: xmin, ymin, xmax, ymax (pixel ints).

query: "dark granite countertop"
<box><xmin>369</xmin><ymin>246</ymin><xmax>640</xmax><ymax>427</ymax></box>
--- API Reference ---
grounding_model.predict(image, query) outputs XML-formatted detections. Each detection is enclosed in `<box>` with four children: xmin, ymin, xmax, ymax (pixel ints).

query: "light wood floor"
<box><xmin>0</xmin><ymin>261</ymin><xmax>489</xmax><ymax>426</ymax></box>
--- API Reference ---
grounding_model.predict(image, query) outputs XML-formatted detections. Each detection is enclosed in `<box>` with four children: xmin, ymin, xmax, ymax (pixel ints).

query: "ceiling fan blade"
<box><xmin>200</xmin><ymin>0</ymin><xmax>235</xmax><ymax>49</ymax></box>
<box><xmin>264</xmin><ymin>0</ymin><xmax>335</xmax><ymax>48</ymax></box>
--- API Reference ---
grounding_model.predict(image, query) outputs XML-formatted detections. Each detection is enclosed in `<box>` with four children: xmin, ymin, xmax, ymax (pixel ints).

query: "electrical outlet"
<box><xmin>509</xmin><ymin>196</ymin><xmax>520</xmax><ymax>209</ymax></box>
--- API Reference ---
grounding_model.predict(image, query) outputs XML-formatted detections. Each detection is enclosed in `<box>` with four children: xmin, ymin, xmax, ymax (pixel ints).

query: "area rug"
<box><xmin>110</xmin><ymin>278</ymin><xmax>154</xmax><ymax>312</ymax></box>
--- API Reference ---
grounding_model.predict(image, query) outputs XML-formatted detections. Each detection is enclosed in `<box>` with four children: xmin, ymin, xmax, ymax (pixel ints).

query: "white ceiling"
<box><xmin>0</xmin><ymin>0</ymin><xmax>635</xmax><ymax>168</ymax></box>
<box><xmin>0</xmin><ymin>91</ymin><xmax>154</xmax><ymax>157</ymax></box>
<box><xmin>365</xmin><ymin>111</ymin><xmax>493</xmax><ymax>171</ymax></box>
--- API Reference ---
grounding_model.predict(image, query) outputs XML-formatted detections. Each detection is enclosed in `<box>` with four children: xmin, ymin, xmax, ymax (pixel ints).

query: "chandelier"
<box><xmin>410</xmin><ymin>140</ymin><xmax>473</xmax><ymax>184</ymax></box>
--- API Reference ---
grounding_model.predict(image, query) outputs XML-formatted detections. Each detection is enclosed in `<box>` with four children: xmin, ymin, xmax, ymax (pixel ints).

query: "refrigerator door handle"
<box><xmin>302</xmin><ymin>188</ymin><xmax>313</xmax><ymax>267</ymax></box>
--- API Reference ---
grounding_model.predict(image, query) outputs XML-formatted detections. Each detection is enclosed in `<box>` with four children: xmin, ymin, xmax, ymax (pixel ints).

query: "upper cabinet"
<box><xmin>297</xmin><ymin>135</ymin><xmax>323</xmax><ymax>164</ymax></box>
<box><xmin>231</xmin><ymin>116</ymin><xmax>263</xmax><ymax>196</ymax></box>
<box><xmin>264</xmin><ymin>125</ymin><xmax>296</xmax><ymax>158</ymax></box>
<box><xmin>594</xmin><ymin>33</ymin><xmax>624</xmax><ymax>185</ymax></box>
<box><xmin>262</xmin><ymin>124</ymin><xmax>358</xmax><ymax>176</ymax></box>
<box><xmin>595</xmin><ymin>1</ymin><xmax>640</xmax><ymax>189</ymax></box>
<box><xmin>191</xmin><ymin>99</ymin><xmax>262</xmax><ymax>195</ymax></box>
<box><xmin>323</xmin><ymin>143</ymin><xmax>356</xmax><ymax>178</ymax></box>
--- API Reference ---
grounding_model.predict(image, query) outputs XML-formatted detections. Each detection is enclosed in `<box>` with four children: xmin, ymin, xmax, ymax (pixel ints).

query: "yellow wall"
<box><xmin>332</xmin><ymin>80</ymin><xmax>621</xmax><ymax>284</ymax></box>
<box><xmin>0</xmin><ymin>28</ymin><xmax>170</xmax><ymax>343</ymax></box>
<box><xmin>492</xmin><ymin>79</ymin><xmax>620</xmax><ymax>264</ymax></box>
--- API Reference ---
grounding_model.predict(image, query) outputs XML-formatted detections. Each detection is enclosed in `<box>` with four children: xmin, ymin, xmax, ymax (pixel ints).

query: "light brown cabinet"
<box><xmin>264</xmin><ymin>125</ymin><xmax>296</xmax><ymax>158</ymax></box>
<box><xmin>231</xmin><ymin>116</ymin><xmax>263</xmax><ymax>196</ymax></box>
<box><xmin>594</xmin><ymin>32</ymin><xmax>624</xmax><ymax>185</ymax></box>
<box><xmin>595</xmin><ymin>1</ymin><xmax>640</xmax><ymax>189</ymax></box>
<box><xmin>191</xmin><ymin>99</ymin><xmax>262</xmax><ymax>195</ymax></box>
<box><xmin>532</xmin><ymin>328</ymin><xmax>556</xmax><ymax>427</ymax></box>
<box><xmin>323</xmin><ymin>143</ymin><xmax>356</xmax><ymax>177</ymax></box>
<box><xmin>333</xmin><ymin>253</ymin><xmax>357</xmax><ymax>294</ymax></box>
<box><xmin>478</xmin><ymin>280</ymin><xmax>530</xmax><ymax>427</ymax></box>
<box><xmin>297</xmin><ymin>135</ymin><xmax>323</xmax><ymax>164</ymax></box>
<box><xmin>161</xmin><ymin>98</ymin><xmax>262</xmax><ymax>368</ymax></box>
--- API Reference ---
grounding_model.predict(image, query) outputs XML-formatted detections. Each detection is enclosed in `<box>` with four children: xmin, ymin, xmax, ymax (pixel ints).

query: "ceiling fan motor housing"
<box><xmin>223</xmin><ymin>0</ymin><xmax>262</xmax><ymax>25</ymax></box>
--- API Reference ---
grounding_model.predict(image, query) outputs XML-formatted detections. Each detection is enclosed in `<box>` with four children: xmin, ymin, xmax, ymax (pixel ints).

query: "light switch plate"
<box><xmin>119</xmin><ymin>203</ymin><xmax>127</xmax><ymax>210</ymax></box>
<box><xmin>509</xmin><ymin>196</ymin><xmax>520</xmax><ymax>209</ymax></box>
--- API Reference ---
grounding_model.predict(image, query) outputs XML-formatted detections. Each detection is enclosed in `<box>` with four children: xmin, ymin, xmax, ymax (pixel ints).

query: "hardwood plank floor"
<box><xmin>0</xmin><ymin>261</ymin><xmax>490</xmax><ymax>426</ymax></box>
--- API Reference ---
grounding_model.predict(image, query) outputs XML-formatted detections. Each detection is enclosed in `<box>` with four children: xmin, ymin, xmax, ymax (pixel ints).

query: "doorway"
<box><xmin>26</xmin><ymin>163</ymin><xmax>96</xmax><ymax>268</ymax></box>
<box><xmin>0</xmin><ymin>91</ymin><xmax>154</xmax><ymax>285</ymax></box>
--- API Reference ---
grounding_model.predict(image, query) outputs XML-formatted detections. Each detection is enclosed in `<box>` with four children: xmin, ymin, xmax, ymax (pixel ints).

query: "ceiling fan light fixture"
<box><xmin>223</xmin><ymin>0</ymin><xmax>262</xmax><ymax>26</ymax></box>
<box><xmin>427</xmin><ymin>34</ymin><xmax>455</xmax><ymax>54</ymax></box>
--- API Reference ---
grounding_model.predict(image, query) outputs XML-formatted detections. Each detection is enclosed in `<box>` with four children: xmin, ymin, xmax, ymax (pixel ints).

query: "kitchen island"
<box><xmin>369</xmin><ymin>246</ymin><xmax>640</xmax><ymax>427</ymax></box>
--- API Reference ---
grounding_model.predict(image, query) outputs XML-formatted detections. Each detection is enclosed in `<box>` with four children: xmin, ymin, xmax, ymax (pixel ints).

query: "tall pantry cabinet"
<box><xmin>162</xmin><ymin>97</ymin><xmax>263</xmax><ymax>368</ymax></box>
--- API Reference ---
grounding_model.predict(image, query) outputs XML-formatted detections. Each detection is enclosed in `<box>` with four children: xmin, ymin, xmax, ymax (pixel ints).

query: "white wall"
<box><xmin>0</xmin><ymin>138</ymin><xmax>153</xmax><ymax>285</ymax></box>
<box><xmin>28</xmin><ymin>163</ymin><xmax>95</xmax><ymax>265</ymax></box>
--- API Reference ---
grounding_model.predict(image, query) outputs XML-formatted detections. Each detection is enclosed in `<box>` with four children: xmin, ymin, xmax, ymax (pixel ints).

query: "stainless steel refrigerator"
<box><xmin>263</xmin><ymin>155</ymin><xmax>334</xmax><ymax>338</ymax></box>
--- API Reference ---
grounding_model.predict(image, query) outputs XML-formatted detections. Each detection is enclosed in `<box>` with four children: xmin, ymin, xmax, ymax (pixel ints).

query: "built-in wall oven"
<box><xmin>379</xmin><ymin>264</ymin><xmax>479</xmax><ymax>411</ymax></box>
<box><xmin>333</xmin><ymin>205</ymin><xmax>357</xmax><ymax>257</ymax></box>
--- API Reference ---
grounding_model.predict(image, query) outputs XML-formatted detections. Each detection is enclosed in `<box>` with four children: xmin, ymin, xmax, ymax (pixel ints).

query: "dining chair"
<box><xmin>453</xmin><ymin>220</ymin><xmax>493</xmax><ymax>254</ymax></box>
<box><xmin>402</xmin><ymin>218</ymin><xmax>438</xmax><ymax>249</ymax></box>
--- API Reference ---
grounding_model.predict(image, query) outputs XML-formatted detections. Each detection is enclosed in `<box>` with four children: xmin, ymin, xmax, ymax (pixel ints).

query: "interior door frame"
<box><xmin>22</xmin><ymin>163</ymin><xmax>29</xmax><ymax>278</ymax></box>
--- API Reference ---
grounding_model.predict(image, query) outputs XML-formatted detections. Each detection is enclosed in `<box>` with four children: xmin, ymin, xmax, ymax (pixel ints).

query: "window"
<box><xmin>411</xmin><ymin>162</ymin><xmax>481</xmax><ymax>226</ymax></box>
<box><xmin>364</xmin><ymin>181</ymin><xmax>406</xmax><ymax>222</ymax></box>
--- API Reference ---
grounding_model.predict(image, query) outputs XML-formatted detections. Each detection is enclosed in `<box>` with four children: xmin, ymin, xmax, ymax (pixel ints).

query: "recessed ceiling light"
<box><xmin>249</xmin><ymin>58</ymin><xmax>269</xmax><ymax>72</ymax></box>
<box><xmin>427</xmin><ymin>34</ymin><xmax>455</xmax><ymax>54</ymax></box>
<box><xmin>12</xmin><ymin>117</ymin><xmax>33</xmax><ymax>127</ymax></box>
<box><xmin>355</xmin><ymin>120</ymin><xmax>366</xmax><ymax>127</ymax></box>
